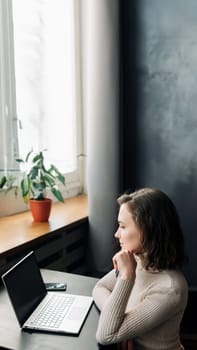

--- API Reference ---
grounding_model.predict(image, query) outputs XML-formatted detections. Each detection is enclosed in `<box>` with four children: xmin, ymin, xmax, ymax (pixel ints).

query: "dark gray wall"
<box><xmin>121</xmin><ymin>0</ymin><xmax>197</xmax><ymax>286</ymax></box>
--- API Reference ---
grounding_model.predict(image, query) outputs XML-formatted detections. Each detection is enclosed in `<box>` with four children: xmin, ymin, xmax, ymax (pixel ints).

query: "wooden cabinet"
<box><xmin>37</xmin><ymin>222</ymin><xmax>89</xmax><ymax>274</ymax></box>
<box><xmin>0</xmin><ymin>195</ymin><xmax>89</xmax><ymax>278</ymax></box>
<box><xmin>0</xmin><ymin>222</ymin><xmax>89</xmax><ymax>277</ymax></box>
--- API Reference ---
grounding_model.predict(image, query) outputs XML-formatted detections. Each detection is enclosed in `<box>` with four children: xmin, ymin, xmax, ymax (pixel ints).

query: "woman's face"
<box><xmin>114</xmin><ymin>203</ymin><xmax>143</xmax><ymax>253</ymax></box>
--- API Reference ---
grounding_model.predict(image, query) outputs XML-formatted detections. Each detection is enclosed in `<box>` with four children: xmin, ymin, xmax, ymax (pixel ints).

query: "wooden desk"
<box><xmin>0</xmin><ymin>195</ymin><xmax>89</xmax><ymax>276</ymax></box>
<box><xmin>0</xmin><ymin>269</ymin><xmax>99</xmax><ymax>350</ymax></box>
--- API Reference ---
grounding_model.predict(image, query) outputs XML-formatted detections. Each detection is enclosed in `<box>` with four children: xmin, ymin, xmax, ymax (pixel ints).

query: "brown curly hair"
<box><xmin>117</xmin><ymin>188</ymin><xmax>188</xmax><ymax>270</ymax></box>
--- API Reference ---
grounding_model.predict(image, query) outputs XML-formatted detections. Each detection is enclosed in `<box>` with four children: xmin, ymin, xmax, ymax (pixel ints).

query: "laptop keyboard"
<box><xmin>31</xmin><ymin>294</ymin><xmax>75</xmax><ymax>328</ymax></box>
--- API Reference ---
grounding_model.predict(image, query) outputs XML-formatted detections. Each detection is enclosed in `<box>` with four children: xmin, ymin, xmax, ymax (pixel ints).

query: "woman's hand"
<box><xmin>112</xmin><ymin>250</ymin><xmax>137</xmax><ymax>280</ymax></box>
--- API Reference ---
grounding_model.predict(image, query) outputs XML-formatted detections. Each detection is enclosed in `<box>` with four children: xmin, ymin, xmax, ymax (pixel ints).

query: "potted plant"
<box><xmin>16</xmin><ymin>150</ymin><xmax>66</xmax><ymax>222</ymax></box>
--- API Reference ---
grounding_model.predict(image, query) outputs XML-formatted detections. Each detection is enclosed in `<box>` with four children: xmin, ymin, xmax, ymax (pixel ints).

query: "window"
<box><xmin>0</xmin><ymin>0</ymin><xmax>83</xmax><ymax>215</ymax></box>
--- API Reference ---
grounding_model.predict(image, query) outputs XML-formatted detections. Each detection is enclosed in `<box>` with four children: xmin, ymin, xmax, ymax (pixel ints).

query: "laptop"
<box><xmin>1</xmin><ymin>251</ymin><xmax>93</xmax><ymax>335</ymax></box>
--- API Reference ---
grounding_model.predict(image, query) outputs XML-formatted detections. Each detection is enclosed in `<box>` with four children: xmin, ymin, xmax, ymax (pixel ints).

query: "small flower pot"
<box><xmin>29</xmin><ymin>198</ymin><xmax>52</xmax><ymax>222</ymax></box>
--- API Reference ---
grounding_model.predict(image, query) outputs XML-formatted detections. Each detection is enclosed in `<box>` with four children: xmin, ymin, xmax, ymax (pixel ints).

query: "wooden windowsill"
<box><xmin>0</xmin><ymin>194</ymin><xmax>88</xmax><ymax>259</ymax></box>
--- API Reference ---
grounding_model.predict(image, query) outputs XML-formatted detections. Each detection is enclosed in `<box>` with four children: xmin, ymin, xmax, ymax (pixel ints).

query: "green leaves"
<box><xmin>16</xmin><ymin>150</ymin><xmax>66</xmax><ymax>203</ymax></box>
<box><xmin>20</xmin><ymin>176</ymin><xmax>31</xmax><ymax>204</ymax></box>
<box><xmin>49</xmin><ymin>164</ymin><xmax>66</xmax><ymax>185</ymax></box>
<box><xmin>0</xmin><ymin>176</ymin><xmax>7</xmax><ymax>189</ymax></box>
<box><xmin>0</xmin><ymin>175</ymin><xmax>17</xmax><ymax>194</ymax></box>
<box><xmin>51</xmin><ymin>187</ymin><xmax>64</xmax><ymax>203</ymax></box>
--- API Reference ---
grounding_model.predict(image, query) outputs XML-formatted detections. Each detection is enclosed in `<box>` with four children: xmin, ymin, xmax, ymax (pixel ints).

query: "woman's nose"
<box><xmin>114</xmin><ymin>228</ymin><xmax>120</xmax><ymax>239</ymax></box>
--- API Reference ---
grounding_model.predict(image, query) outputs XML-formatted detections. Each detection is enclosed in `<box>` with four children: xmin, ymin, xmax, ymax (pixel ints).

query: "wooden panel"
<box><xmin>0</xmin><ymin>195</ymin><xmax>89</xmax><ymax>278</ymax></box>
<box><xmin>0</xmin><ymin>195</ymin><xmax>88</xmax><ymax>257</ymax></box>
<box><xmin>34</xmin><ymin>234</ymin><xmax>64</xmax><ymax>262</ymax></box>
<box><xmin>43</xmin><ymin>223</ymin><xmax>89</xmax><ymax>274</ymax></box>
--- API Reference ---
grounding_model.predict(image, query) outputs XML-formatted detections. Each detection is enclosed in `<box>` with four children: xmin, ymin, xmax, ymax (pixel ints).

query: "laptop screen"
<box><xmin>2</xmin><ymin>251</ymin><xmax>47</xmax><ymax>326</ymax></box>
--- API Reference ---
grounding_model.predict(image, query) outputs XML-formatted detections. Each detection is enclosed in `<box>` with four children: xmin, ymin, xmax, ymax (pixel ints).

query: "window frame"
<box><xmin>0</xmin><ymin>0</ymin><xmax>85</xmax><ymax>217</ymax></box>
<box><xmin>0</xmin><ymin>0</ymin><xmax>19</xmax><ymax>173</ymax></box>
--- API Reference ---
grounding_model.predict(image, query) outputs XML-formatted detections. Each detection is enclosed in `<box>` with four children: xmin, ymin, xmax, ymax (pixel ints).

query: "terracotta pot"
<box><xmin>29</xmin><ymin>198</ymin><xmax>52</xmax><ymax>222</ymax></box>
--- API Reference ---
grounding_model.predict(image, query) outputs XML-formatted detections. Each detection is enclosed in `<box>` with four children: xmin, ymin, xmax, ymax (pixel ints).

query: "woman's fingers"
<box><xmin>112</xmin><ymin>250</ymin><xmax>136</xmax><ymax>280</ymax></box>
<box><xmin>112</xmin><ymin>254</ymin><xmax>118</xmax><ymax>270</ymax></box>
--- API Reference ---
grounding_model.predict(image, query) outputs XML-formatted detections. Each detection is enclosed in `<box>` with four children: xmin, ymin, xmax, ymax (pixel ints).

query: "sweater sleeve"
<box><xmin>92</xmin><ymin>269</ymin><xmax>117</xmax><ymax>310</ymax></box>
<box><xmin>96</xmin><ymin>279</ymin><xmax>186</xmax><ymax>345</ymax></box>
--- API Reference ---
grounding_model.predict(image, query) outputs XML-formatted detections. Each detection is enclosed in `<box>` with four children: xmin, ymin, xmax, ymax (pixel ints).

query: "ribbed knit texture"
<box><xmin>92</xmin><ymin>256</ymin><xmax>188</xmax><ymax>350</ymax></box>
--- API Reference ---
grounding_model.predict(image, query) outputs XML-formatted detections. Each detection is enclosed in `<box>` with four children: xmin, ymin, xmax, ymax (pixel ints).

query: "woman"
<box><xmin>93</xmin><ymin>188</ymin><xmax>188</xmax><ymax>350</ymax></box>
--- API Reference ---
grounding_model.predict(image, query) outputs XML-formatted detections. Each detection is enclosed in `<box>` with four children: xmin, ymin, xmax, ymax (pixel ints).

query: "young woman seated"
<box><xmin>93</xmin><ymin>188</ymin><xmax>188</xmax><ymax>350</ymax></box>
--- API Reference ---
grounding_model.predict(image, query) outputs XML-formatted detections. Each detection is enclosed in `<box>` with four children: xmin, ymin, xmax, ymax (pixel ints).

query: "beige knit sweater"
<box><xmin>92</xmin><ymin>256</ymin><xmax>188</xmax><ymax>350</ymax></box>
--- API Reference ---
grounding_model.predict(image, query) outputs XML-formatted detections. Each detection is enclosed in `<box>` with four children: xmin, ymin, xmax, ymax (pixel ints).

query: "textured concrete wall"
<box><xmin>123</xmin><ymin>0</ymin><xmax>197</xmax><ymax>286</ymax></box>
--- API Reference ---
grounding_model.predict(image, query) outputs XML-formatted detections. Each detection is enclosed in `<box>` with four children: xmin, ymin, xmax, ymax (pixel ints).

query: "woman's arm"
<box><xmin>92</xmin><ymin>269</ymin><xmax>117</xmax><ymax>310</ymax></box>
<box><xmin>96</xmin><ymin>280</ymin><xmax>185</xmax><ymax>345</ymax></box>
<box><xmin>93</xmin><ymin>249</ymin><xmax>136</xmax><ymax>311</ymax></box>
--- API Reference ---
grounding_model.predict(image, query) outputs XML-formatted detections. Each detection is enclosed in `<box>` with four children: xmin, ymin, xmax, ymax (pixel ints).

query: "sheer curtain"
<box><xmin>82</xmin><ymin>0</ymin><xmax>120</xmax><ymax>274</ymax></box>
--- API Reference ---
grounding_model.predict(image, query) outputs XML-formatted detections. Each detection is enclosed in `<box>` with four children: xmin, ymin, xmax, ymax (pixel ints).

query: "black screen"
<box><xmin>2</xmin><ymin>251</ymin><xmax>47</xmax><ymax>326</ymax></box>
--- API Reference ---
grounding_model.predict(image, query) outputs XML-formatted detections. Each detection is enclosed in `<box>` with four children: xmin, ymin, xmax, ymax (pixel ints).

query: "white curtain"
<box><xmin>82</xmin><ymin>0</ymin><xmax>120</xmax><ymax>274</ymax></box>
